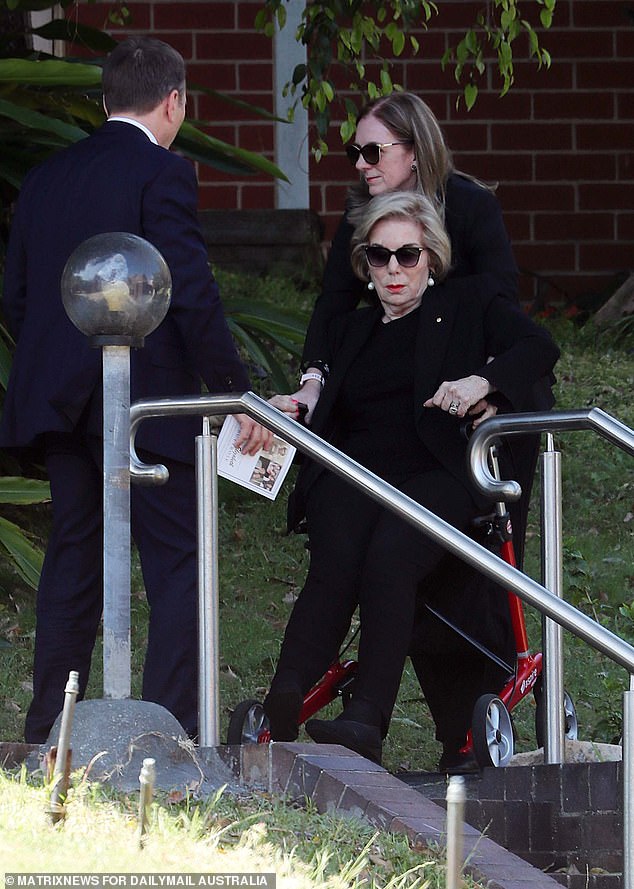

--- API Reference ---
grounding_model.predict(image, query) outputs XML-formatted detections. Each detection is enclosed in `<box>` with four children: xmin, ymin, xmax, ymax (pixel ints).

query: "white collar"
<box><xmin>107</xmin><ymin>116</ymin><xmax>158</xmax><ymax>145</ymax></box>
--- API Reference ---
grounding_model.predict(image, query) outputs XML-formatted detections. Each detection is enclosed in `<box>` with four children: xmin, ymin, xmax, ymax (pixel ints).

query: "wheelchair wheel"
<box><xmin>227</xmin><ymin>699</ymin><xmax>269</xmax><ymax>745</ymax></box>
<box><xmin>534</xmin><ymin>682</ymin><xmax>578</xmax><ymax>748</ymax></box>
<box><xmin>472</xmin><ymin>693</ymin><xmax>514</xmax><ymax>768</ymax></box>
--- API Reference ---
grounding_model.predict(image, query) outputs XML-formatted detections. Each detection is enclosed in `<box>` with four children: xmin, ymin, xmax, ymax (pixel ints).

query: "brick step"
<box><xmin>401</xmin><ymin>761</ymin><xmax>623</xmax><ymax>888</ymax></box>
<box><xmin>550</xmin><ymin>870</ymin><xmax>623</xmax><ymax>889</ymax></box>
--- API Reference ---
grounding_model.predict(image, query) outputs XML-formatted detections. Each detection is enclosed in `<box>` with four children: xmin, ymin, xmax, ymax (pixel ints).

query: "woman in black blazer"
<box><xmin>265</xmin><ymin>192</ymin><xmax>559</xmax><ymax>767</ymax></box>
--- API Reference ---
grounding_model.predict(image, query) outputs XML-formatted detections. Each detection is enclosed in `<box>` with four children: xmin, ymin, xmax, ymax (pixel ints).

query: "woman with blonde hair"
<box><xmin>265</xmin><ymin>191</ymin><xmax>559</xmax><ymax>767</ymax></box>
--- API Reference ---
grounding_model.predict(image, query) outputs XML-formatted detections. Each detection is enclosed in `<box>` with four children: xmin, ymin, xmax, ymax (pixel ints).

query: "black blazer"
<box><xmin>302</xmin><ymin>173</ymin><xmax>520</xmax><ymax>370</ymax></box>
<box><xmin>1</xmin><ymin>121</ymin><xmax>250</xmax><ymax>463</ymax></box>
<box><xmin>289</xmin><ymin>279</ymin><xmax>560</xmax><ymax>528</ymax></box>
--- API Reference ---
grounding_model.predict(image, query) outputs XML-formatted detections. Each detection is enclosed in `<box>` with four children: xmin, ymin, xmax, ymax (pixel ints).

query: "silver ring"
<box><xmin>448</xmin><ymin>401</ymin><xmax>460</xmax><ymax>415</ymax></box>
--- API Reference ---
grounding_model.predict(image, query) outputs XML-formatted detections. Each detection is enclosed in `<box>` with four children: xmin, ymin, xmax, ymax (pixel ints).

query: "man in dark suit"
<box><xmin>0</xmin><ymin>36</ymin><xmax>267</xmax><ymax>743</ymax></box>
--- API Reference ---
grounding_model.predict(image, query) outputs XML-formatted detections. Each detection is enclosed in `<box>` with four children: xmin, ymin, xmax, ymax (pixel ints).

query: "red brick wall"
<box><xmin>72</xmin><ymin>0</ymin><xmax>633</xmax><ymax>306</ymax></box>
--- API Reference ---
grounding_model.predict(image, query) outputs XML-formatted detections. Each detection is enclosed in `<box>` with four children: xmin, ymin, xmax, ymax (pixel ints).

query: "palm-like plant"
<box><xmin>0</xmin><ymin>320</ymin><xmax>50</xmax><ymax>589</ymax></box>
<box><xmin>0</xmin><ymin>476</ymin><xmax>49</xmax><ymax>589</ymax></box>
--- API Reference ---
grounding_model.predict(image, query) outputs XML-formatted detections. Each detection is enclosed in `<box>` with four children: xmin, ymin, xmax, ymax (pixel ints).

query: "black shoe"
<box><xmin>305</xmin><ymin>717</ymin><xmax>382</xmax><ymax>765</ymax></box>
<box><xmin>437</xmin><ymin>748</ymin><xmax>480</xmax><ymax>775</ymax></box>
<box><xmin>263</xmin><ymin>680</ymin><xmax>303</xmax><ymax>741</ymax></box>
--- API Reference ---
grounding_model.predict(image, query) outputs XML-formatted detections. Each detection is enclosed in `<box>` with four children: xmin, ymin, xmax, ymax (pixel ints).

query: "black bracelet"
<box><xmin>301</xmin><ymin>359</ymin><xmax>330</xmax><ymax>378</ymax></box>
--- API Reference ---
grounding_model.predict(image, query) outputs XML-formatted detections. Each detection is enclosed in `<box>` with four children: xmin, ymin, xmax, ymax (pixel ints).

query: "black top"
<box><xmin>333</xmin><ymin>308</ymin><xmax>439</xmax><ymax>480</ymax></box>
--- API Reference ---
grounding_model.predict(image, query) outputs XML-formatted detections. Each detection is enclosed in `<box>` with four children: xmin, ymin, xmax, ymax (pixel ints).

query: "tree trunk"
<box><xmin>592</xmin><ymin>273</ymin><xmax>634</xmax><ymax>326</ymax></box>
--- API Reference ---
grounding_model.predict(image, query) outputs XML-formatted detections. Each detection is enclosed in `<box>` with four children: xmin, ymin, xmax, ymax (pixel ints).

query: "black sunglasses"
<box><xmin>365</xmin><ymin>245</ymin><xmax>425</xmax><ymax>268</ymax></box>
<box><xmin>345</xmin><ymin>141</ymin><xmax>412</xmax><ymax>166</ymax></box>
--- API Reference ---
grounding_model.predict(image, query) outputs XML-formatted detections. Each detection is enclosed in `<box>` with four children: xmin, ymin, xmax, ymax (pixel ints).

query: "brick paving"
<box><xmin>215</xmin><ymin>741</ymin><xmax>564</xmax><ymax>889</ymax></box>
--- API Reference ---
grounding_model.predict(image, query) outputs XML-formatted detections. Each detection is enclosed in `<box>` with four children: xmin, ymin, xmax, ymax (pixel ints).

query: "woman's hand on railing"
<box><xmin>269</xmin><ymin>393</ymin><xmax>310</xmax><ymax>424</ymax></box>
<box><xmin>284</xmin><ymin>379</ymin><xmax>322</xmax><ymax>424</ymax></box>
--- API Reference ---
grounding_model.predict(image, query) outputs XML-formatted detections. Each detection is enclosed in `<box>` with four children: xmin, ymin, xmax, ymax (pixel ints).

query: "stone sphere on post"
<box><xmin>61</xmin><ymin>232</ymin><xmax>171</xmax><ymax>346</ymax></box>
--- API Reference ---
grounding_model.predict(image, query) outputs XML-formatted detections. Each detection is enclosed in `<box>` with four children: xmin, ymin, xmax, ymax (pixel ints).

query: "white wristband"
<box><xmin>300</xmin><ymin>372</ymin><xmax>324</xmax><ymax>388</ymax></box>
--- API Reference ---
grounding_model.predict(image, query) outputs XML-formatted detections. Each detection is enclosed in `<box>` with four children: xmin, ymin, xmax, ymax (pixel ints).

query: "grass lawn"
<box><xmin>2</xmin><ymin>766</ymin><xmax>480</xmax><ymax>887</ymax></box>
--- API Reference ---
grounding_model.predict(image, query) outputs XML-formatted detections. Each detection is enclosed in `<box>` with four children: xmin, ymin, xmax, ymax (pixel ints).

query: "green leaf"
<box><xmin>175</xmin><ymin>123</ymin><xmax>289</xmax><ymax>181</ymax></box>
<box><xmin>30</xmin><ymin>19</ymin><xmax>117</xmax><ymax>52</ymax></box>
<box><xmin>227</xmin><ymin>321</ymin><xmax>292</xmax><ymax>391</ymax></box>
<box><xmin>498</xmin><ymin>41</ymin><xmax>513</xmax><ymax>69</ymax></box>
<box><xmin>189</xmin><ymin>86</ymin><xmax>285</xmax><ymax>123</ymax></box>
<box><xmin>340</xmin><ymin>117</ymin><xmax>356</xmax><ymax>143</ymax></box>
<box><xmin>0</xmin><ymin>334</ymin><xmax>13</xmax><ymax>391</ymax></box>
<box><xmin>392</xmin><ymin>30</ymin><xmax>405</xmax><ymax>56</ymax></box>
<box><xmin>292</xmin><ymin>64</ymin><xmax>307</xmax><ymax>86</ymax></box>
<box><xmin>456</xmin><ymin>38</ymin><xmax>470</xmax><ymax>65</ymax></box>
<box><xmin>464</xmin><ymin>29</ymin><xmax>478</xmax><ymax>53</ymax></box>
<box><xmin>0</xmin><ymin>477</ymin><xmax>51</xmax><ymax>505</ymax></box>
<box><xmin>0</xmin><ymin>57</ymin><xmax>102</xmax><ymax>87</ymax></box>
<box><xmin>0</xmin><ymin>515</ymin><xmax>44</xmax><ymax>590</ymax></box>
<box><xmin>500</xmin><ymin>8</ymin><xmax>517</xmax><ymax>31</ymax></box>
<box><xmin>0</xmin><ymin>97</ymin><xmax>89</xmax><ymax>143</ymax></box>
<box><xmin>254</xmin><ymin>9</ymin><xmax>267</xmax><ymax>31</ymax></box>
<box><xmin>464</xmin><ymin>82</ymin><xmax>478</xmax><ymax>110</ymax></box>
<box><xmin>224</xmin><ymin>299</ymin><xmax>309</xmax><ymax>337</ymax></box>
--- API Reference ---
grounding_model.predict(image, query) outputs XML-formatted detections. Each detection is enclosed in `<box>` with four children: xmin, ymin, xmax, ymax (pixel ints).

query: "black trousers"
<box><xmin>24</xmin><ymin>428</ymin><xmax>199</xmax><ymax>743</ymax></box>
<box><xmin>273</xmin><ymin>467</ymin><xmax>479</xmax><ymax>736</ymax></box>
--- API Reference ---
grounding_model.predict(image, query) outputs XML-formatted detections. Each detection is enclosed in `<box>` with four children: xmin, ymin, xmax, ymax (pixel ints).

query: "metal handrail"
<box><xmin>130</xmin><ymin>392</ymin><xmax>634</xmax><ymax>673</ymax></box>
<box><xmin>468</xmin><ymin>407</ymin><xmax>634</xmax><ymax>887</ymax></box>
<box><xmin>467</xmin><ymin>407</ymin><xmax>634</xmax><ymax>502</ymax></box>
<box><xmin>130</xmin><ymin>392</ymin><xmax>634</xmax><ymax>887</ymax></box>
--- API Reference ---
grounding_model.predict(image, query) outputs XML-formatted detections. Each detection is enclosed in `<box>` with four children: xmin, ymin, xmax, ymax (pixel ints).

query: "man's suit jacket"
<box><xmin>1</xmin><ymin>121</ymin><xmax>250</xmax><ymax>463</ymax></box>
<box><xmin>289</xmin><ymin>279</ymin><xmax>560</xmax><ymax>528</ymax></box>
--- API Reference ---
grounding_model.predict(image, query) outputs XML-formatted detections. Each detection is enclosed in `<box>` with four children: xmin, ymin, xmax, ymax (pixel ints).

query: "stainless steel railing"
<box><xmin>468</xmin><ymin>407</ymin><xmax>634</xmax><ymax>887</ymax></box>
<box><xmin>467</xmin><ymin>407</ymin><xmax>634</xmax><ymax>501</ymax></box>
<box><xmin>130</xmin><ymin>393</ymin><xmax>634</xmax><ymax>671</ymax></box>
<box><xmin>129</xmin><ymin>393</ymin><xmax>634</xmax><ymax>887</ymax></box>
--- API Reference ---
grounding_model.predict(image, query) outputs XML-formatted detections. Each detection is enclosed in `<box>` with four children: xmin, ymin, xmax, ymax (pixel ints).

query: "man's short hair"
<box><xmin>102</xmin><ymin>36</ymin><xmax>186</xmax><ymax>115</ymax></box>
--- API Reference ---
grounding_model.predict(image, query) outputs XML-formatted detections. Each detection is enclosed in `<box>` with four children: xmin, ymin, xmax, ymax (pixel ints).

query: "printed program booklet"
<box><xmin>216</xmin><ymin>414</ymin><xmax>296</xmax><ymax>500</ymax></box>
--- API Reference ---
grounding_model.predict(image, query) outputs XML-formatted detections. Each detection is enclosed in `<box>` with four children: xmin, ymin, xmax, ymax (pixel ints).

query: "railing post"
<box><xmin>624</xmin><ymin>675</ymin><xmax>634</xmax><ymax>889</ymax></box>
<box><xmin>102</xmin><ymin>345</ymin><xmax>132</xmax><ymax>700</ymax></box>
<box><xmin>196</xmin><ymin>416</ymin><xmax>220</xmax><ymax>746</ymax></box>
<box><xmin>540</xmin><ymin>433</ymin><xmax>565</xmax><ymax>763</ymax></box>
<box><xmin>445</xmin><ymin>776</ymin><xmax>466</xmax><ymax>889</ymax></box>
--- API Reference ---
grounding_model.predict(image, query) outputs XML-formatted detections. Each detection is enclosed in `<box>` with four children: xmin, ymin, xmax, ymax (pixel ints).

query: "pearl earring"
<box><xmin>367</xmin><ymin>281</ymin><xmax>375</xmax><ymax>290</ymax></box>
<box><xmin>427</xmin><ymin>274</ymin><xmax>435</xmax><ymax>287</ymax></box>
<box><xmin>411</xmin><ymin>162</ymin><xmax>417</xmax><ymax>172</ymax></box>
